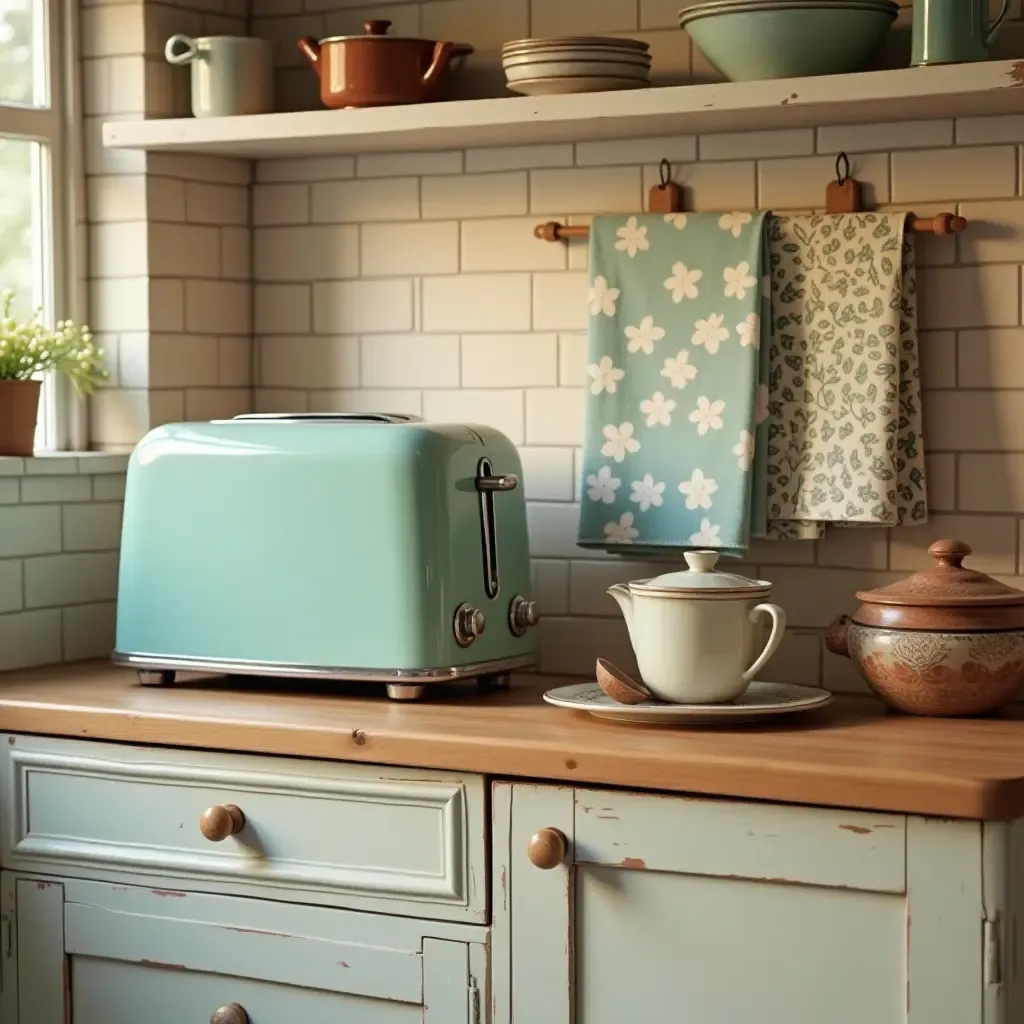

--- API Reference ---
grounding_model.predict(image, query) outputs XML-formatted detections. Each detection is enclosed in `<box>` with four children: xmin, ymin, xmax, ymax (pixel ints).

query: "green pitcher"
<box><xmin>911</xmin><ymin>0</ymin><xmax>1011</xmax><ymax>64</ymax></box>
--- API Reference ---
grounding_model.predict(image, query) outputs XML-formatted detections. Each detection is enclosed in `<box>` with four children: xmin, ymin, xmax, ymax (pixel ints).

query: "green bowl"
<box><xmin>679</xmin><ymin>1</ymin><xmax>898</xmax><ymax>81</ymax></box>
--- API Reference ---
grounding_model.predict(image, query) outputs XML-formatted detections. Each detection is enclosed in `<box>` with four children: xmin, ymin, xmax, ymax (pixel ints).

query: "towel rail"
<box><xmin>534</xmin><ymin>212</ymin><xmax>967</xmax><ymax>243</ymax></box>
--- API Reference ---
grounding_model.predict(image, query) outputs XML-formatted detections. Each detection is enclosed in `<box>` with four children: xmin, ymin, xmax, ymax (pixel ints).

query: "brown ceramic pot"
<box><xmin>0</xmin><ymin>379</ymin><xmax>41</xmax><ymax>456</ymax></box>
<box><xmin>825</xmin><ymin>539</ymin><xmax>1024</xmax><ymax>717</ymax></box>
<box><xmin>298</xmin><ymin>20</ymin><xmax>472</xmax><ymax>108</ymax></box>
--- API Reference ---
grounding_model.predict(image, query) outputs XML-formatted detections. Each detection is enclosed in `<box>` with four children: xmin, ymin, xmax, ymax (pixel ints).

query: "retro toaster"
<box><xmin>113</xmin><ymin>414</ymin><xmax>538</xmax><ymax>699</ymax></box>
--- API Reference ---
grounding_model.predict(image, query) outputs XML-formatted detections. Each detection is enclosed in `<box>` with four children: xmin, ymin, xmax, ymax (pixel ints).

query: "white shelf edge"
<box><xmin>103</xmin><ymin>61</ymin><xmax>1024</xmax><ymax>160</ymax></box>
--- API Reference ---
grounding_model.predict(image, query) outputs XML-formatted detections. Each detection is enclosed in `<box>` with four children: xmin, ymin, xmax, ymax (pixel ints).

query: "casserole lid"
<box><xmin>319</xmin><ymin>19</ymin><xmax>471</xmax><ymax>47</ymax></box>
<box><xmin>631</xmin><ymin>550</ymin><xmax>771</xmax><ymax>595</ymax></box>
<box><xmin>853</xmin><ymin>539</ymin><xmax>1024</xmax><ymax>631</ymax></box>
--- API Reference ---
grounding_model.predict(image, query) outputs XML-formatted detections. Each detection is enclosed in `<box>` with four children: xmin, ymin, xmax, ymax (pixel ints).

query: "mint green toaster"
<box><xmin>113</xmin><ymin>414</ymin><xmax>538</xmax><ymax>700</ymax></box>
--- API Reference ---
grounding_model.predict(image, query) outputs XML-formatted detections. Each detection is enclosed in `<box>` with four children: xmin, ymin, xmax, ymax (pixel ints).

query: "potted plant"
<box><xmin>0</xmin><ymin>289</ymin><xmax>107</xmax><ymax>456</ymax></box>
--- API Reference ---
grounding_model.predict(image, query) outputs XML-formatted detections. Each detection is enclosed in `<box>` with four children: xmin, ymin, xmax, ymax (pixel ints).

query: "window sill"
<box><xmin>0</xmin><ymin>452</ymin><xmax>129</xmax><ymax>477</ymax></box>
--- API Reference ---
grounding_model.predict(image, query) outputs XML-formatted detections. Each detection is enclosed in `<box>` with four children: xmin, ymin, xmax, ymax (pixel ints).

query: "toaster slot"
<box><xmin>475</xmin><ymin>457</ymin><xmax>515</xmax><ymax>600</ymax></box>
<box><xmin>226</xmin><ymin>413</ymin><xmax>423</xmax><ymax>424</ymax></box>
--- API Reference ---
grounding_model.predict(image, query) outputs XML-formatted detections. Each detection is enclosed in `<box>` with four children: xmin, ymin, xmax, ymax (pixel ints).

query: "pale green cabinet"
<box><xmin>0</xmin><ymin>874</ymin><xmax>485</xmax><ymax>1023</ymax></box>
<box><xmin>492</xmin><ymin>783</ymin><xmax>1024</xmax><ymax>1024</ymax></box>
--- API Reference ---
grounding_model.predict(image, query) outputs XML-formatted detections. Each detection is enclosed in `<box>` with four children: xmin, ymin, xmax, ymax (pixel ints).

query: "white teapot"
<box><xmin>607</xmin><ymin>550</ymin><xmax>787</xmax><ymax>704</ymax></box>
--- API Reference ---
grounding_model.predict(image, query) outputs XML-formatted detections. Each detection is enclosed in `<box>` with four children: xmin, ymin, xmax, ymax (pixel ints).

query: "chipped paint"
<box><xmin>500</xmin><ymin>866</ymin><xmax>508</xmax><ymax>912</ymax></box>
<box><xmin>781</xmin><ymin>92</ymin><xmax>799</xmax><ymax>105</ymax></box>
<box><xmin>620</xmin><ymin>857</ymin><xmax>646</xmax><ymax>869</ymax></box>
<box><xmin>150</xmin><ymin>889</ymin><xmax>186</xmax><ymax>898</ymax></box>
<box><xmin>337</xmin><ymin>961</ymin><xmax>350</xmax><ymax>968</ymax></box>
<box><xmin>1009</xmin><ymin>60</ymin><xmax>1024</xmax><ymax>86</ymax></box>
<box><xmin>596</xmin><ymin>814</ymin><xmax>619</xmax><ymax>820</ymax></box>
<box><xmin>140</xmin><ymin>959</ymin><xmax>187</xmax><ymax>971</ymax></box>
<box><xmin>221</xmin><ymin>924</ymin><xmax>295</xmax><ymax>939</ymax></box>
<box><xmin>839</xmin><ymin>824</ymin><xmax>872</xmax><ymax>835</ymax></box>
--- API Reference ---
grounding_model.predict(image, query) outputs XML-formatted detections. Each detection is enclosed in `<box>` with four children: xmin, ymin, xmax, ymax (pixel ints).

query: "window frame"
<box><xmin>0</xmin><ymin>0</ymin><xmax>85</xmax><ymax>451</ymax></box>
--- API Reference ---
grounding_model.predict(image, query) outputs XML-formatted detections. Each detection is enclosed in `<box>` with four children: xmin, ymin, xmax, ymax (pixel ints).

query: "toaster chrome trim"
<box><xmin>111</xmin><ymin>650</ymin><xmax>535</xmax><ymax>684</ymax></box>
<box><xmin>218</xmin><ymin>413</ymin><xmax>424</xmax><ymax>424</ymax></box>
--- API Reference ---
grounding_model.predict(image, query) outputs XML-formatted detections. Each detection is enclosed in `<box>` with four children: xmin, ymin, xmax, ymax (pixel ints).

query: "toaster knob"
<box><xmin>454</xmin><ymin>603</ymin><xmax>486</xmax><ymax>647</ymax></box>
<box><xmin>509</xmin><ymin>595</ymin><xmax>540</xmax><ymax>637</ymax></box>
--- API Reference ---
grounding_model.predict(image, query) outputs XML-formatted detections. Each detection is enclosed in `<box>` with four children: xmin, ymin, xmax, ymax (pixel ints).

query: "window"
<box><xmin>0</xmin><ymin>0</ymin><xmax>78</xmax><ymax>451</ymax></box>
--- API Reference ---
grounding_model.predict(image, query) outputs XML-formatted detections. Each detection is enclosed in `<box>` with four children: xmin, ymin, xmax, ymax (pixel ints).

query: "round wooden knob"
<box><xmin>527</xmin><ymin>827</ymin><xmax>567</xmax><ymax>869</ymax></box>
<box><xmin>200</xmin><ymin>804</ymin><xmax>244</xmax><ymax>842</ymax></box>
<box><xmin>210</xmin><ymin>1004</ymin><xmax>248</xmax><ymax>1024</ymax></box>
<box><xmin>928</xmin><ymin>539</ymin><xmax>971</xmax><ymax>569</ymax></box>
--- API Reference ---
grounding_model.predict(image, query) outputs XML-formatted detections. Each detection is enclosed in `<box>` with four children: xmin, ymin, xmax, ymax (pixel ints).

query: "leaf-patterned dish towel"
<box><xmin>765</xmin><ymin>213</ymin><xmax>927</xmax><ymax>536</ymax></box>
<box><xmin>577</xmin><ymin>212</ymin><xmax>771</xmax><ymax>556</ymax></box>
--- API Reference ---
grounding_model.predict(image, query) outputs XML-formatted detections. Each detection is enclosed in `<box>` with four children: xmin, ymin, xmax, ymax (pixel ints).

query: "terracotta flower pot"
<box><xmin>0</xmin><ymin>379</ymin><xmax>41</xmax><ymax>456</ymax></box>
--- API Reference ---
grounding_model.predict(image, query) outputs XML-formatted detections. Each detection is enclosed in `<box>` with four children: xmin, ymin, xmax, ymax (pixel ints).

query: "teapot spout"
<box><xmin>607</xmin><ymin>584</ymin><xmax>636</xmax><ymax>645</ymax></box>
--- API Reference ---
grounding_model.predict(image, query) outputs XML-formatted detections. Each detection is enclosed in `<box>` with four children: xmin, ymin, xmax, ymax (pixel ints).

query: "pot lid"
<box><xmin>631</xmin><ymin>550</ymin><xmax>771</xmax><ymax>594</ymax></box>
<box><xmin>320</xmin><ymin>19</ymin><xmax>462</xmax><ymax>44</ymax></box>
<box><xmin>857</xmin><ymin>540</ymin><xmax>1024</xmax><ymax>608</ymax></box>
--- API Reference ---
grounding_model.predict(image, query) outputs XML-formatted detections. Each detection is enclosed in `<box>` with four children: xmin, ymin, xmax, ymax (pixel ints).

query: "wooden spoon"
<box><xmin>596</xmin><ymin>658</ymin><xmax>652</xmax><ymax>705</ymax></box>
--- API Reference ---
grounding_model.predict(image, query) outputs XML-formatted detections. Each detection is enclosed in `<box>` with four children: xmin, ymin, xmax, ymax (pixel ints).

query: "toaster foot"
<box><xmin>386</xmin><ymin>684</ymin><xmax>426</xmax><ymax>701</ymax></box>
<box><xmin>138</xmin><ymin>670</ymin><xmax>177</xmax><ymax>687</ymax></box>
<box><xmin>477</xmin><ymin>673</ymin><xmax>510</xmax><ymax>691</ymax></box>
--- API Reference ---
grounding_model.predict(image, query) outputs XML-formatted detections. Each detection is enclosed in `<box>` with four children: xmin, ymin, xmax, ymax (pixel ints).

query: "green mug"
<box><xmin>911</xmin><ymin>0</ymin><xmax>1011</xmax><ymax>65</ymax></box>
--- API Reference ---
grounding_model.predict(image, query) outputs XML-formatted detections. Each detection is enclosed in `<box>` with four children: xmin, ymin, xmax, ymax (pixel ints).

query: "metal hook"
<box><xmin>835</xmin><ymin>151</ymin><xmax>850</xmax><ymax>187</ymax></box>
<box><xmin>658</xmin><ymin>157</ymin><xmax>671</xmax><ymax>189</ymax></box>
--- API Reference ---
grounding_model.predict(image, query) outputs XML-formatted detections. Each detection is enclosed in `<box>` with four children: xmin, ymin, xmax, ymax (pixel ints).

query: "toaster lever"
<box><xmin>476</xmin><ymin>473</ymin><xmax>519</xmax><ymax>492</ymax></box>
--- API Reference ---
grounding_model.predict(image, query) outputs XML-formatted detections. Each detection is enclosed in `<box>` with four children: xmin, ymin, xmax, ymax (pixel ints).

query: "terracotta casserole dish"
<box><xmin>826</xmin><ymin>539</ymin><xmax>1024</xmax><ymax>717</ymax></box>
<box><xmin>298</xmin><ymin>20</ymin><xmax>472</xmax><ymax>108</ymax></box>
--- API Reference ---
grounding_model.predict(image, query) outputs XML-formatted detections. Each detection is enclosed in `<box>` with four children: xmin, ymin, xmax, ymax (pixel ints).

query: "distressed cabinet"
<box><xmin>0</xmin><ymin>874</ymin><xmax>485</xmax><ymax>1023</ymax></box>
<box><xmin>492</xmin><ymin>783</ymin><xmax>1024</xmax><ymax>1024</ymax></box>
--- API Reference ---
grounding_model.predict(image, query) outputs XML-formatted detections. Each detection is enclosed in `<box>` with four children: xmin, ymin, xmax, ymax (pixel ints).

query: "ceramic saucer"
<box><xmin>543</xmin><ymin>681</ymin><xmax>832</xmax><ymax>724</ymax></box>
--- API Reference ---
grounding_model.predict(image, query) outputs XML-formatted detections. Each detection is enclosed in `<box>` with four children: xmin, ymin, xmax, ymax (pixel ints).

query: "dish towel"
<box><xmin>764</xmin><ymin>213</ymin><xmax>927</xmax><ymax>537</ymax></box>
<box><xmin>577</xmin><ymin>212</ymin><xmax>771</xmax><ymax>556</ymax></box>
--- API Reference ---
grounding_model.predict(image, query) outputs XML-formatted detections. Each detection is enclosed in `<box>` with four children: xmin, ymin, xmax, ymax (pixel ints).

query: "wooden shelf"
<box><xmin>103</xmin><ymin>60</ymin><xmax>1024</xmax><ymax>160</ymax></box>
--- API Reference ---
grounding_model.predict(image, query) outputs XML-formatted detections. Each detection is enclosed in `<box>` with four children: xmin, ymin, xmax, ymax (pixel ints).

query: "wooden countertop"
<box><xmin>3</xmin><ymin>662</ymin><xmax>1024</xmax><ymax>820</ymax></box>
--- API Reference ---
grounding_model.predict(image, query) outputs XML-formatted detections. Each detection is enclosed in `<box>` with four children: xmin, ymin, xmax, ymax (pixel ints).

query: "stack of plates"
<box><xmin>501</xmin><ymin>36</ymin><xmax>651</xmax><ymax>96</ymax></box>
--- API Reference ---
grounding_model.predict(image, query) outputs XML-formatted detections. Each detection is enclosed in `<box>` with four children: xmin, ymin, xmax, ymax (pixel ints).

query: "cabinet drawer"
<box><xmin>2</xmin><ymin>875</ymin><xmax>485</xmax><ymax>1024</ymax></box>
<box><xmin>0</xmin><ymin>734</ymin><xmax>486</xmax><ymax>922</ymax></box>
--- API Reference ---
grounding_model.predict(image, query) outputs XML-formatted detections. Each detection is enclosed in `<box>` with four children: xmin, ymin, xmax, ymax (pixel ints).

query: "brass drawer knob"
<box><xmin>210</xmin><ymin>1004</ymin><xmax>248</xmax><ymax>1024</ymax></box>
<box><xmin>200</xmin><ymin>804</ymin><xmax>245</xmax><ymax>842</ymax></box>
<box><xmin>527</xmin><ymin>827</ymin><xmax>567</xmax><ymax>869</ymax></box>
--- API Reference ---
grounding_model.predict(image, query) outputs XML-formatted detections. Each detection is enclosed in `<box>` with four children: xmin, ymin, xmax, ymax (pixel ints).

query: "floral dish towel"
<box><xmin>765</xmin><ymin>213</ymin><xmax>927</xmax><ymax>536</ymax></box>
<box><xmin>577</xmin><ymin>212</ymin><xmax>771</xmax><ymax>556</ymax></box>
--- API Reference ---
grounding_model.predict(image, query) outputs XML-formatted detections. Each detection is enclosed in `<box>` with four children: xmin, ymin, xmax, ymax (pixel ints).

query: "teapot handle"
<box><xmin>742</xmin><ymin>603</ymin><xmax>787</xmax><ymax>683</ymax></box>
<box><xmin>297</xmin><ymin>36</ymin><xmax>322</xmax><ymax>76</ymax></box>
<box><xmin>987</xmin><ymin>0</ymin><xmax>1011</xmax><ymax>46</ymax></box>
<box><xmin>422</xmin><ymin>40</ymin><xmax>454</xmax><ymax>87</ymax></box>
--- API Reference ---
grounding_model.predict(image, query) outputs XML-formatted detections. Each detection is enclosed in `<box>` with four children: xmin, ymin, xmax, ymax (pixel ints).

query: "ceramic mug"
<box><xmin>911</xmin><ymin>0</ymin><xmax>1010</xmax><ymax>65</ymax></box>
<box><xmin>165</xmin><ymin>35</ymin><xmax>274</xmax><ymax>117</ymax></box>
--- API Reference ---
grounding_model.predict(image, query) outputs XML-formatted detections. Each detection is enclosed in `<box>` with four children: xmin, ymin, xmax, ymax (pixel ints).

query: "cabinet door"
<box><xmin>0</xmin><ymin>874</ymin><xmax>484</xmax><ymax>1024</ymax></box>
<box><xmin>494</xmin><ymin>783</ymin><xmax>987</xmax><ymax>1024</ymax></box>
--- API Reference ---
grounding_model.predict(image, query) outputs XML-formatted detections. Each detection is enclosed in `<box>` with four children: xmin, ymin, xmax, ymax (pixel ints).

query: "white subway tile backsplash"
<box><xmin>93</xmin><ymin>475</ymin><xmax>127</xmax><ymax>502</ymax></box>
<box><xmin>919</xmin><ymin>331</ymin><xmax>956</xmax><ymax>389</ymax></box>
<box><xmin>186</xmin><ymin>182</ymin><xmax>249</xmax><ymax>226</ymax></box>
<box><xmin>63</xmin><ymin>602</ymin><xmax>117</xmax><ymax>661</ymax></box>
<box><xmin>519</xmin><ymin>448</ymin><xmax>576</xmax><ymax>501</ymax></box>
<box><xmin>461</xmin><ymin>334</ymin><xmax>559</xmax><ymax>387</ymax></box>
<box><xmin>558</xmin><ymin>333</ymin><xmax>588</xmax><ymax>385</ymax></box>
<box><xmin>526</xmin><ymin>501</ymin><xmax>594</xmax><ymax>559</ymax></box>
<box><xmin>314</xmin><ymin>279</ymin><xmax>414</xmax><ymax>333</ymax></box>
<box><xmin>362</xmin><ymin>221</ymin><xmax>459</xmax><ymax>276</ymax></box>
<box><xmin>759</xmin><ymin>152</ymin><xmax>889</xmax><ymax>209</ymax></box>
<box><xmin>533</xmin><ymin>273</ymin><xmax>588</xmax><ymax>331</ymax></box>
<box><xmin>422</xmin><ymin>172</ymin><xmax>528</xmax><ymax>218</ymax></box>
<box><xmin>538</xmin><ymin>616</ymin><xmax>635</xmax><ymax>676</ymax></box>
<box><xmin>956</xmin><ymin>114</ymin><xmax>1024</xmax><ymax>145</ymax></box>
<box><xmin>148</xmin><ymin>223</ymin><xmax>221</xmax><ymax>279</ymax></box>
<box><xmin>312</xmin><ymin>178</ymin><xmax>420</xmax><ymax>223</ymax></box>
<box><xmin>88</xmin><ymin>176</ymin><xmax>146</xmax><ymax>223</ymax></box>
<box><xmin>461</xmin><ymin>217</ymin><xmax>567</xmax><ymax>272</ymax></box>
<box><xmin>959</xmin><ymin>455</ymin><xmax>1024</xmax><ymax>511</ymax></box>
<box><xmin>700</xmin><ymin>129</ymin><xmax>814</xmax><ymax>161</ymax></box>
<box><xmin>648</xmin><ymin>160</ymin><xmax>757</xmax><ymax>211</ymax></box>
<box><xmin>0</xmin><ymin>506</ymin><xmax>62</xmax><ymax>556</ymax></box>
<box><xmin>253</xmin><ymin>183</ymin><xmax>310</xmax><ymax>225</ymax></box>
<box><xmin>0</xmin><ymin>561</ymin><xmax>22</xmax><ymax>613</ymax></box>
<box><xmin>357</xmin><ymin>150</ymin><xmax>463</xmax><ymax>178</ymax></box>
<box><xmin>815</xmin><ymin>528</ymin><xmax>888</xmax><ymax>570</ymax></box>
<box><xmin>817</xmin><ymin>120</ymin><xmax>954</xmax><ymax>153</ymax></box>
<box><xmin>63</xmin><ymin>503</ymin><xmax>123</xmax><ymax>552</ymax></box>
<box><xmin>259</xmin><ymin>336</ymin><xmax>360</xmax><ymax>389</ymax></box>
<box><xmin>576</xmin><ymin>136</ymin><xmax>697</xmax><ymax>168</ymax></box>
<box><xmin>361</xmin><ymin>334</ymin><xmax>460</xmax><ymax>388</ymax></box>
<box><xmin>959</xmin><ymin>200</ymin><xmax>1024</xmax><ymax>262</ymax></box>
<box><xmin>530</xmin><ymin>167</ymin><xmax>642</xmax><ymax>215</ymax></box>
<box><xmin>531</xmin><ymin>559</ymin><xmax>570</xmax><ymax>616</ymax></box>
<box><xmin>0</xmin><ymin>480</ymin><xmax>18</xmax><ymax>504</ymax></box>
<box><xmin>891</xmin><ymin>515</ymin><xmax>1017</xmax><ymax>573</ymax></box>
<box><xmin>958</xmin><ymin>328</ymin><xmax>1024</xmax><ymax>387</ymax></box>
<box><xmin>0</xmin><ymin>611</ymin><xmax>62</xmax><ymax>671</ymax></box>
<box><xmin>20</xmin><ymin>477</ymin><xmax>91</xmax><ymax>504</ymax></box>
<box><xmin>24</xmin><ymin>552</ymin><xmax>119</xmax><ymax>608</ymax></box>
<box><xmin>255</xmin><ymin>225</ymin><xmax>359</xmax><ymax>281</ymax></box>
<box><xmin>221</xmin><ymin>227</ymin><xmax>252</xmax><ymax>280</ymax></box>
<box><xmin>310</xmin><ymin>388</ymin><xmax>423</xmax><ymax>416</ymax></box>
<box><xmin>422</xmin><ymin>389</ymin><xmax>525</xmax><ymax>443</ymax></box>
<box><xmin>526</xmin><ymin>387</ymin><xmax>586</xmax><ymax>445</ymax></box>
<box><xmin>422</xmin><ymin>274</ymin><xmax>531</xmax><ymax>331</ymax></box>
<box><xmin>924</xmin><ymin>389</ymin><xmax>1024</xmax><ymax>450</ymax></box>
<box><xmin>892</xmin><ymin>146</ymin><xmax>1017</xmax><ymax>202</ymax></box>
<box><xmin>918</xmin><ymin>265</ymin><xmax>1020</xmax><ymax>329</ymax></box>
<box><xmin>466</xmin><ymin>144</ymin><xmax>574</xmax><ymax>174</ymax></box>
<box><xmin>531</xmin><ymin>0</ymin><xmax>637</xmax><ymax>35</ymax></box>
<box><xmin>257</xmin><ymin>156</ymin><xmax>355</xmax><ymax>183</ymax></box>
<box><xmin>185</xmin><ymin>280</ymin><xmax>252</xmax><ymax>335</ymax></box>
<box><xmin>255</xmin><ymin>284</ymin><xmax>312</xmax><ymax>334</ymax></box>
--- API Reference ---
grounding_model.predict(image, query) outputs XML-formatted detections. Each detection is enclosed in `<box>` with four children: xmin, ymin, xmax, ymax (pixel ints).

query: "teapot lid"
<box><xmin>631</xmin><ymin>551</ymin><xmax>771</xmax><ymax>596</ymax></box>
